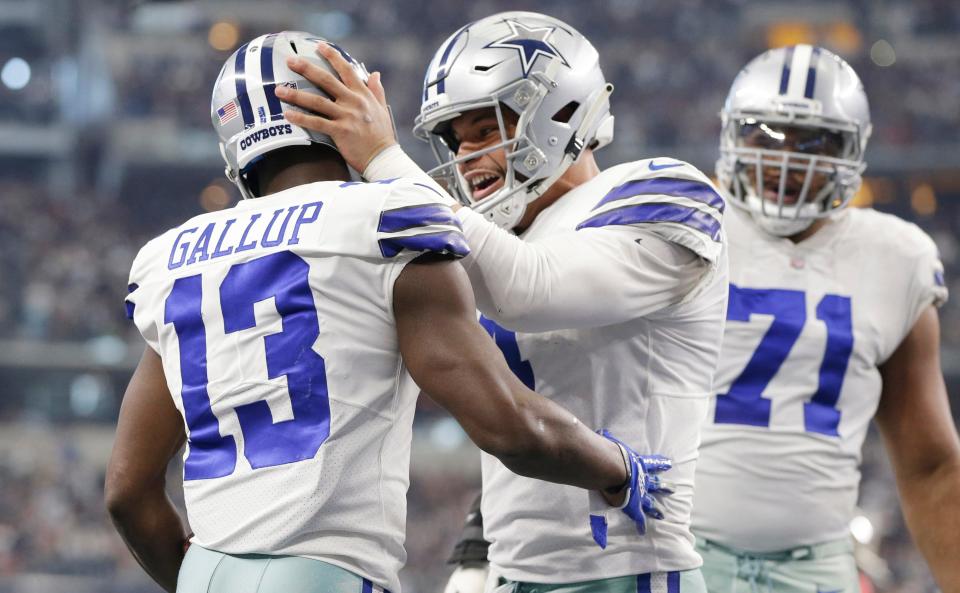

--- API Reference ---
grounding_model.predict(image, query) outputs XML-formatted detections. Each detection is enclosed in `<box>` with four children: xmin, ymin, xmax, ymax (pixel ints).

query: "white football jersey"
<box><xmin>124</xmin><ymin>178</ymin><xmax>468</xmax><ymax>593</ymax></box>
<box><xmin>462</xmin><ymin>160</ymin><xmax>729</xmax><ymax>582</ymax></box>
<box><xmin>693</xmin><ymin>206</ymin><xmax>947</xmax><ymax>552</ymax></box>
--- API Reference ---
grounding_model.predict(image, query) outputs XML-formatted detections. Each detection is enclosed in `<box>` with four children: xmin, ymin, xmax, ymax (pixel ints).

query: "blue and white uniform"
<box><xmin>463</xmin><ymin>160</ymin><xmax>727</xmax><ymax>584</ymax></box>
<box><xmin>693</xmin><ymin>205</ymin><xmax>948</xmax><ymax>552</ymax></box>
<box><xmin>367</xmin><ymin>154</ymin><xmax>729</xmax><ymax>584</ymax></box>
<box><xmin>125</xmin><ymin>179</ymin><xmax>467</xmax><ymax>593</ymax></box>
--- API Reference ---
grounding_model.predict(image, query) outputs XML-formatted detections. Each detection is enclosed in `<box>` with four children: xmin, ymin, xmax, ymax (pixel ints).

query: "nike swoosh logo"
<box><xmin>648</xmin><ymin>160</ymin><xmax>683</xmax><ymax>171</ymax></box>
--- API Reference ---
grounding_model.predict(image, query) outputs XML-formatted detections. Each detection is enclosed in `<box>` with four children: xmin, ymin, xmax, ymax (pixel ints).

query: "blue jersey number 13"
<box><xmin>714</xmin><ymin>285</ymin><xmax>853</xmax><ymax>437</ymax></box>
<box><xmin>165</xmin><ymin>251</ymin><xmax>331</xmax><ymax>481</ymax></box>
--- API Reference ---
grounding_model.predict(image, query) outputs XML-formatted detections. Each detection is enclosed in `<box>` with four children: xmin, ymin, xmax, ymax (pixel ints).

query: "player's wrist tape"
<box><xmin>362</xmin><ymin>143</ymin><xmax>405</xmax><ymax>181</ymax></box>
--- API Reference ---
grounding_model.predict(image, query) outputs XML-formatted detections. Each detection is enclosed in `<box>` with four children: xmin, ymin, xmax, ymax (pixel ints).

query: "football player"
<box><xmin>275</xmin><ymin>11</ymin><xmax>728</xmax><ymax>593</ymax></box>
<box><xmin>104</xmin><ymin>31</ymin><xmax>669</xmax><ymax>593</ymax></box>
<box><xmin>691</xmin><ymin>45</ymin><xmax>960</xmax><ymax>592</ymax></box>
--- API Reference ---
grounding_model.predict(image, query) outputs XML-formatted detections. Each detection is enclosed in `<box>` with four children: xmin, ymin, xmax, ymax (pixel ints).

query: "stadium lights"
<box><xmin>1</xmin><ymin>57</ymin><xmax>31</xmax><ymax>90</ymax></box>
<box><xmin>766</xmin><ymin>22</ymin><xmax>815</xmax><ymax>48</ymax></box>
<box><xmin>826</xmin><ymin>22</ymin><xmax>863</xmax><ymax>54</ymax></box>
<box><xmin>870</xmin><ymin>40</ymin><xmax>896</xmax><ymax>67</ymax></box>
<box><xmin>851</xmin><ymin>178</ymin><xmax>874</xmax><ymax>208</ymax></box>
<box><xmin>911</xmin><ymin>182</ymin><xmax>937</xmax><ymax>216</ymax></box>
<box><xmin>200</xmin><ymin>181</ymin><xmax>233</xmax><ymax>211</ymax></box>
<box><xmin>209</xmin><ymin>21</ymin><xmax>240</xmax><ymax>52</ymax></box>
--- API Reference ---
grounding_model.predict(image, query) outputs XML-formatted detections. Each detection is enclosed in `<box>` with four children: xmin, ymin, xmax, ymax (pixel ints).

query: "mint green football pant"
<box><xmin>495</xmin><ymin>569</ymin><xmax>707</xmax><ymax>593</ymax></box>
<box><xmin>177</xmin><ymin>544</ymin><xmax>383</xmax><ymax>593</ymax></box>
<box><xmin>695</xmin><ymin>536</ymin><xmax>859</xmax><ymax>593</ymax></box>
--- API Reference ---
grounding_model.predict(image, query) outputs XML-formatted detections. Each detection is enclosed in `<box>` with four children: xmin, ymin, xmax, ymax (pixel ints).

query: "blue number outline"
<box><xmin>715</xmin><ymin>286</ymin><xmax>806</xmax><ymax>428</ymax></box>
<box><xmin>804</xmin><ymin>294</ymin><xmax>853</xmax><ymax>436</ymax></box>
<box><xmin>715</xmin><ymin>285</ymin><xmax>853</xmax><ymax>436</ymax></box>
<box><xmin>166</xmin><ymin>275</ymin><xmax>238</xmax><ymax>480</ymax></box>
<box><xmin>164</xmin><ymin>252</ymin><xmax>330</xmax><ymax>479</ymax></box>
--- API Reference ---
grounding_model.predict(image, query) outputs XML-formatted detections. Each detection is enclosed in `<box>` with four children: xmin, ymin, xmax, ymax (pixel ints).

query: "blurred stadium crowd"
<box><xmin>0</xmin><ymin>0</ymin><xmax>957</xmax><ymax>591</ymax></box>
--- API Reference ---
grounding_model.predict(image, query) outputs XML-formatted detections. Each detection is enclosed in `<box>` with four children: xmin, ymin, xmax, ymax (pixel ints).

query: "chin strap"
<box><xmin>526</xmin><ymin>80</ymin><xmax>614</xmax><ymax>202</ymax></box>
<box><xmin>220</xmin><ymin>143</ymin><xmax>257</xmax><ymax>201</ymax></box>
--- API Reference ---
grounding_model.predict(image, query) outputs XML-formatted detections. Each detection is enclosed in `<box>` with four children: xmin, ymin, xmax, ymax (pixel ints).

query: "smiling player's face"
<box><xmin>447</xmin><ymin>107</ymin><xmax>520</xmax><ymax>204</ymax></box>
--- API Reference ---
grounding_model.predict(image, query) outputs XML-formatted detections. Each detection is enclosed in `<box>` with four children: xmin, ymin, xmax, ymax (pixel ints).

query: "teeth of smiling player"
<box><xmin>470</xmin><ymin>174</ymin><xmax>498</xmax><ymax>190</ymax></box>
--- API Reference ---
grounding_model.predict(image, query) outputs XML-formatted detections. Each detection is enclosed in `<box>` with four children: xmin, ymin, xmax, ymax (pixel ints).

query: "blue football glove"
<box><xmin>590</xmin><ymin>429</ymin><xmax>673</xmax><ymax>548</ymax></box>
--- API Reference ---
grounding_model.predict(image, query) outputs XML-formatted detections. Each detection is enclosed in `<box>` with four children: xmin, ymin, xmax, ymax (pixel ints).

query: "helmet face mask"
<box><xmin>414</xmin><ymin>11</ymin><xmax>614</xmax><ymax>229</ymax></box>
<box><xmin>716</xmin><ymin>45</ymin><xmax>871</xmax><ymax>236</ymax></box>
<box><xmin>211</xmin><ymin>31</ymin><xmax>368</xmax><ymax>199</ymax></box>
<box><xmin>422</xmin><ymin>82</ymin><xmax>561</xmax><ymax>228</ymax></box>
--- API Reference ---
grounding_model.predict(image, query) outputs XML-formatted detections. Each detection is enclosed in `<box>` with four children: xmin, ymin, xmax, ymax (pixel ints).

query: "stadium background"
<box><xmin>0</xmin><ymin>0</ymin><xmax>957</xmax><ymax>591</ymax></box>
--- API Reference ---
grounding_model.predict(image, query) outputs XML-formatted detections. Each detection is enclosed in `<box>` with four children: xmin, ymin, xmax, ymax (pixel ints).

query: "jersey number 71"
<box><xmin>715</xmin><ymin>285</ymin><xmax>854</xmax><ymax>437</ymax></box>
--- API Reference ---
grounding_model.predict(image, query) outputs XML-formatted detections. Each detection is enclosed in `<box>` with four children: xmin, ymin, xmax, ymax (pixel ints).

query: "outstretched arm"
<box><xmin>105</xmin><ymin>347</ymin><xmax>189</xmax><ymax>593</ymax></box>
<box><xmin>876</xmin><ymin>305</ymin><xmax>960</xmax><ymax>592</ymax></box>
<box><xmin>394</xmin><ymin>255</ymin><xmax>628</xmax><ymax>492</ymax></box>
<box><xmin>278</xmin><ymin>45</ymin><xmax>709</xmax><ymax>332</ymax></box>
<box><xmin>455</xmin><ymin>211</ymin><xmax>707</xmax><ymax>332</ymax></box>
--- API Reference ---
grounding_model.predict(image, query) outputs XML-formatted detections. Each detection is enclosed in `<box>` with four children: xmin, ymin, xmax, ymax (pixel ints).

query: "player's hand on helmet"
<box><xmin>276</xmin><ymin>42</ymin><xmax>397</xmax><ymax>173</ymax></box>
<box><xmin>591</xmin><ymin>429</ymin><xmax>672</xmax><ymax>547</ymax></box>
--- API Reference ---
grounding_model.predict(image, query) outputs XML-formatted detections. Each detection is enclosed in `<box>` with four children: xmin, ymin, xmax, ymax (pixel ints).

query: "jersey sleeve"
<box><xmin>903</xmin><ymin>225</ymin><xmax>949</xmax><ymax>332</ymax></box>
<box><xmin>376</xmin><ymin>179</ymin><xmax>470</xmax><ymax>260</ymax></box>
<box><xmin>575</xmin><ymin>160</ymin><xmax>725</xmax><ymax>264</ymax></box>
<box><xmin>124</xmin><ymin>239</ymin><xmax>162</xmax><ymax>353</ymax></box>
<box><xmin>457</xmin><ymin>207</ymin><xmax>708</xmax><ymax>333</ymax></box>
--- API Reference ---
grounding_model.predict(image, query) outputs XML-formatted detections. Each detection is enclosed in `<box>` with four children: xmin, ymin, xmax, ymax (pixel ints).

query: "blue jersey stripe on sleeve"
<box><xmin>378</xmin><ymin>231</ymin><xmax>470</xmax><ymax>259</ymax></box>
<box><xmin>378</xmin><ymin>204</ymin><xmax>462</xmax><ymax>233</ymax></box>
<box><xmin>125</xmin><ymin>282</ymin><xmax>138</xmax><ymax>320</ymax></box>
<box><xmin>593</xmin><ymin>177</ymin><xmax>725</xmax><ymax>212</ymax></box>
<box><xmin>577</xmin><ymin>202</ymin><xmax>722</xmax><ymax>241</ymax></box>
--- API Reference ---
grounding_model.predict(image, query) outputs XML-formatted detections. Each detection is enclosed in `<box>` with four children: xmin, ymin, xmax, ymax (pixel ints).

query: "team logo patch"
<box><xmin>483</xmin><ymin>19</ymin><xmax>569</xmax><ymax>78</ymax></box>
<box><xmin>216</xmin><ymin>100</ymin><xmax>239</xmax><ymax>125</ymax></box>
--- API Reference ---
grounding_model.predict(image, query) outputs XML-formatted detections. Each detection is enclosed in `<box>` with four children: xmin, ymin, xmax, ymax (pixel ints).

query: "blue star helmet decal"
<box><xmin>483</xmin><ymin>19</ymin><xmax>569</xmax><ymax>78</ymax></box>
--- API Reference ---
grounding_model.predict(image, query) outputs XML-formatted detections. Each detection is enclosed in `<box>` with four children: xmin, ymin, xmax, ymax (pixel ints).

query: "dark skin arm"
<box><xmin>394</xmin><ymin>255</ymin><xmax>627</xmax><ymax>496</ymax></box>
<box><xmin>876</xmin><ymin>305</ymin><xmax>960</xmax><ymax>593</ymax></box>
<box><xmin>104</xmin><ymin>347</ymin><xmax>189</xmax><ymax>593</ymax></box>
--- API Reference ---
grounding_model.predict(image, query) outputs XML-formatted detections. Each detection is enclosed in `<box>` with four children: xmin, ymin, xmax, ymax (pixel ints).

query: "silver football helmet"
<box><xmin>211</xmin><ymin>31</ymin><xmax>368</xmax><ymax>200</ymax></box>
<box><xmin>413</xmin><ymin>11</ymin><xmax>614</xmax><ymax>229</ymax></box>
<box><xmin>717</xmin><ymin>44</ymin><xmax>871</xmax><ymax>236</ymax></box>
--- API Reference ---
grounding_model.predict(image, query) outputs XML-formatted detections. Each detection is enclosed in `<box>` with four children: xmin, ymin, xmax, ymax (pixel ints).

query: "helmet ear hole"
<box><xmin>551</xmin><ymin>101</ymin><xmax>580</xmax><ymax>123</ymax></box>
<box><xmin>290</xmin><ymin>42</ymin><xmax>298</xmax><ymax>53</ymax></box>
